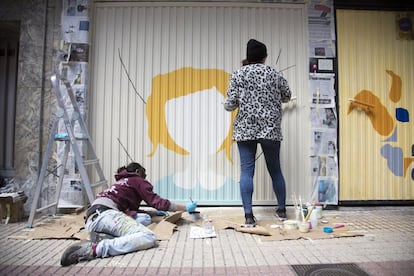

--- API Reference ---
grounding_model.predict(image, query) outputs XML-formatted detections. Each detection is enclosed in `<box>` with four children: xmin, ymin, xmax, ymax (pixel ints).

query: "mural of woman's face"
<box><xmin>146</xmin><ymin>67</ymin><xmax>234</xmax><ymax>161</ymax></box>
<box><xmin>145</xmin><ymin>67</ymin><xmax>235</xmax><ymax>190</ymax></box>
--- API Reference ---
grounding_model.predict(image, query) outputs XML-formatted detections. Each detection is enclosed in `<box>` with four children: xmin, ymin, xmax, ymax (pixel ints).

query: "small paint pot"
<box><xmin>323</xmin><ymin>227</ymin><xmax>333</xmax><ymax>233</ymax></box>
<box><xmin>189</xmin><ymin>211</ymin><xmax>201</xmax><ymax>221</ymax></box>
<box><xmin>283</xmin><ymin>220</ymin><xmax>298</xmax><ymax>230</ymax></box>
<box><xmin>298</xmin><ymin>222</ymin><xmax>310</xmax><ymax>233</ymax></box>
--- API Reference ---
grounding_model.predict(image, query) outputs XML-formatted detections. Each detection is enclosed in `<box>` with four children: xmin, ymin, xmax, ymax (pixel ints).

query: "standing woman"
<box><xmin>224</xmin><ymin>39</ymin><xmax>291</xmax><ymax>226</ymax></box>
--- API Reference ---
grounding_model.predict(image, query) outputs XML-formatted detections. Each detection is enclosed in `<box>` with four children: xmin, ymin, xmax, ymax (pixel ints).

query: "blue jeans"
<box><xmin>237</xmin><ymin>139</ymin><xmax>286</xmax><ymax>215</ymax></box>
<box><xmin>85</xmin><ymin>209</ymin><xmax>157</xmax><ymax>258</ymax></box>
<box><xmin>134</xmin><ymin>213</ymin><xmax>152</xmax><ymax>226</ymax></box>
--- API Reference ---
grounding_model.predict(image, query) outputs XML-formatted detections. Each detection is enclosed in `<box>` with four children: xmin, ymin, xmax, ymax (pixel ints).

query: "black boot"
<box><xmin>244</xmin><ymin>213</ymin><xmax>256</xmax><ymax>227</ymax></box>
<box><xmin>276</xmin><ymin>208</ymin><xmax>287</xmax><ymax>220</ymax></box>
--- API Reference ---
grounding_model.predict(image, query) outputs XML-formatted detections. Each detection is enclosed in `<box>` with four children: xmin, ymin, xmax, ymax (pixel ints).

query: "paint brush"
<box><xmin>299</xmin><ymin>196</ymin><xmax>305</xmax><ymax>222</ymax></box>
<box><xmin>117</xmin><ymin>137</ymin><xmax>134</xmax><ymax>162</ymax></box>
<box><xmin>304</xmin><ymin>206</ymin><xmax>313</xmax><ymax>222</ymax></box>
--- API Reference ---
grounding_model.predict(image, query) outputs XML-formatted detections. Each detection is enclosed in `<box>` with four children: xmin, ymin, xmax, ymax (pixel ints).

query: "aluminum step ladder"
<box><xmin>27</xmin><ymin>74</ymin><xmax>108</xmax><ymax>228</ymax></box>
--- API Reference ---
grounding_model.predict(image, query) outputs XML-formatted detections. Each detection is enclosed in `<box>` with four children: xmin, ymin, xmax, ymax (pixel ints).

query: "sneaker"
<box><xmin>276</xmin><ymin>208</ymin><xmax>287</xmax><ymax>220</ymax></box>
<box><xmin>244</xmin><ymin>214</ymin><xmax>256</xmax><ymax>227</ymax></box>
<box><xmin>61</xmin><ymin>241</ymin><xmax>95</xmax><ymax>266</ymax></box>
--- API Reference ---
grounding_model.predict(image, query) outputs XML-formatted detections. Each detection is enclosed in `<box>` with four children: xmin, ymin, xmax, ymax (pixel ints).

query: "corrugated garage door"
<box><xmin>89</xmin><ymin>2</ymin><xmax>309</xmax><ymax>205</ymax></box>
<box><xmin>337</xmin><ymin>10</ymin><xmax>414</xmax><ymax>201</ymax></box>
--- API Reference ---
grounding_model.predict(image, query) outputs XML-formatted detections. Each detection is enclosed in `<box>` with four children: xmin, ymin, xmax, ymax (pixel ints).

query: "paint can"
<box><xmin>283</xmin><ymin>220</ymin><xmax>298</xmax><ymax>230</ymax></box>
<box><xmin>298</xmin><ymin>222</ymin><xmax>310</xmax><ymax>233</ymax></box>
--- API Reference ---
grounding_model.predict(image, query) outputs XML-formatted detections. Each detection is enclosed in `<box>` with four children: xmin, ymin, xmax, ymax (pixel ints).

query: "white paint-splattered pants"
<box><xmin>85</xmin><ymin>209</ymin><xmax>157</xmax><ymax>258</ymax></box>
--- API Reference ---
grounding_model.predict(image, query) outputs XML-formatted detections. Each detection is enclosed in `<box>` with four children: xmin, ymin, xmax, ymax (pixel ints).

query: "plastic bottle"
<box><xmin>203</xmin><ymin>214</ymin><xmax>213</xmax><ymax>234</ymax></box>
<box><xmin>295</xmin><ymin>206</ymin><xmax>301</xmax><ymax>223</ymax></box>
<box><xmin>315</xmin><ymin>205</ymin><xmax>323</xmax><ymax>219</ymax></box>
<box><xmin>310</xmin><ymin>209</ymin><xmax>318</xmax><ymax>228</ymax></box>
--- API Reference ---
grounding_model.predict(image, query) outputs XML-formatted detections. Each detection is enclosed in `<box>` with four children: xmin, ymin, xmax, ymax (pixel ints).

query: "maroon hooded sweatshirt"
<box><xmin>95</xmin><ymin>170</ymin><xmax>172</xmax><ymax>217</ymax></box>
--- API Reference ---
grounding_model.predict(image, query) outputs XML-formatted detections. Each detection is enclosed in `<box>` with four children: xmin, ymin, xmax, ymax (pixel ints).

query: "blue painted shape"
<box><xmin>380</xmin><ymin>144</ymin><xmax>404</xmax><ymax>177</ymax></box>
<box><xmin>154</xmin><ymin>174</ymin><xmax>241</xmax><ymax>203</ymax></box>
<box><xmin>384</xmin><ymin>127</ymin><xmax>398</xmax><ymax>142</ymax></box>
<box><xmin>396</xmin><ymin>108</ymin><xmax>409</xmax><ymax>122</ymax></box>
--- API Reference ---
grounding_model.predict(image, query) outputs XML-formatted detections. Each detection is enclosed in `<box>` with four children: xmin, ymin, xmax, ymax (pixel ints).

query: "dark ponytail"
<box><xmin>126</xmin><ymin>162</ymin><xmax>147</xmax><ymax>179</ymax></box>
<box><xmin>117</xmin><ymin>166</ymin><xmax>127</xmax><ymax>173</ymax></box>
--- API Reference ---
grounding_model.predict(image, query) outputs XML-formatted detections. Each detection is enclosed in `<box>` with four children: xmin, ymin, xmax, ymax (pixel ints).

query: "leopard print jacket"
<box><xmin>224</xmin><ymin>63</ymin><xmax>291</xmax><ymax>142</ymax></box>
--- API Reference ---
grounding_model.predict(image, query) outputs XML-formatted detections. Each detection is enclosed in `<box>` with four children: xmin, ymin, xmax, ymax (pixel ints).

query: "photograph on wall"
<box><xmin>63</xmin><ymin>0</ymin><xmax>89</xmax><ymax>17</ymax></box>
<box><xmin>59</xmin><ymin>43</ymin><xmax>89</xmax><ymax>62</ymax></box>
<box><xmin>68</xmin><ymin>43</ymin><xmax>89</xmax><ymax>62</ymax></box>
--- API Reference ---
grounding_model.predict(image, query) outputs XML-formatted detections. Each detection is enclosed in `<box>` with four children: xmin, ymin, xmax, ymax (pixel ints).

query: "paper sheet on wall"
<box><xmin>310</xmin><ymin>128</ymin><xmax>337</xmax><ymax>156</ymax></box>
<box><xmin>311</xmin><ymin>176</ymin><xmax>338</xmax><ymax>204</ymax></box>
<box><xmin>307</xmin><ymin>0</ymin><xmax>336</xmax><ymax>57</ymax></box>
<box><xmin>311</xmin><ymin>156</ymin><xmax>338</xmax><ymax>178</ymax></box>
<box><xmin>62</xmin><ymin>16</ymin><xmax>89</xmax><ymax>43</ymax></box>
<box><xmin>309</xmin><ymin>73</ymin><xmax>335</xmax><ymax>108</ymax></box>
<box><xmin>63</xmin><ymin>0</ymin><xmax>89</xmax><ymax>17</ymax></box>
<box><xmin>310</xmin><ymin>108</ymin><xmax>337</xmax><ymax>129</ymax></box>
<box><xmin>60</xmin><ymin>62</ymin><xmax>88</xmax><ymax>85</ymax></box>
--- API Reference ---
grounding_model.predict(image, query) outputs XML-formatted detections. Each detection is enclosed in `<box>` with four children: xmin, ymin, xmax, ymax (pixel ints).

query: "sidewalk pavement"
<box><xmin>0</xmin><ymin>206</ymin><xmax>413</xmax><ymax>275</ymax></box>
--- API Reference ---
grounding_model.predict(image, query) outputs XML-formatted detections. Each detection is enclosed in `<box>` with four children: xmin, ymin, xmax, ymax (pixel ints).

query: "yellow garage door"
<box><xmin>337</xmin><ymin>10</ymin><xmax>414</xmax><ymax>200</ymax></box>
